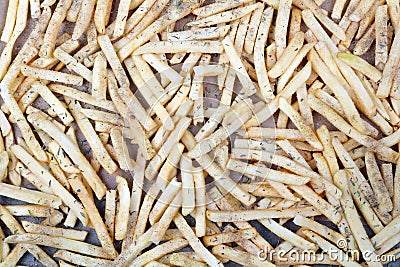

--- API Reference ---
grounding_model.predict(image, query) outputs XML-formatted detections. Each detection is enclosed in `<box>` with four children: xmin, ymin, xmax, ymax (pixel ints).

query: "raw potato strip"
<box><xmin>188</xmin><ymin>3</ymin><xmax>261</xmax><ymax>27</ymax></box>
<box><xmin>0</xmin><ymin>182</ymin><xmax>61</xmax><ymax>208</ymax></box>
<box><xmin>354</xmin><ymin>24</ymin><xmax>375</xmax><ymax>56</ymax></box>
<box><xmin>375</xmin><ymin>5</ymin><xmax>389</xmax><ymax>70</ymax></box>
<box><xmin>303</xmin><ymin>231</ymin><xmax>362</xmax><ymax>267</ymax></box>
<box><xmin>117</xmin><ymin>0</ymin><xmax>202</xmax><ymax>60</ymax></box>
<box><xmin>381</xmin><ymin>163</ymin><xmax>394</xmax><ymax>197</ymax></box>
<box><xmin>21</xmin><ymin>221</ymin><xmax>87</xmax><ymax>241</ymax></box>
<box><xmin>21</xmin><ymin>65</ymin><xmax>83</xmax><ymax>86</ymax></box>
<box><xmin>279</xmin><ymin>98</ymin><xmax>322</xmax><ymax>150</ymax></box>
<box><xmin>308</xmin><ymin>95</ymin><xmax>398</xmax><ymax>163</ymax></box>
<box><xmin>54</xmin><ymin>47</ymin><xmax>93</xmax><ymax>82</ymax></box>
<box><xmin>174</xmin><ymin>214</ymin><xmax>224</xmax><ymax>267</ymax></box>
<box><xmin>115</xmin><ymin>175</ymin><xmax>130</xmax><ymax>241</ymax></box>
<box><xmin>66</xmin><ymin>98</ymin><xmax>118</xmax><ymax>175</ymax></box>
<box><xmin>31</xmin><ymin>82</ymin><xmax>74</xmax><ymax>126</ymax></box>
<box><xmin>203</xmin><ymin>227</ymin><xmax>257</xmax><ymax>246</ymax></box>
<box><xmin>387</xmin><ymin>0</ymin><xmax>400</xmax><ymax>33</ymax></box>
<box><xmin>27</xmin><ymin>112</ymin><xmax>106</xmax><ymax>199</ymax></box>
<box><xmin>181</xmin><ymin>155</ymin><xmax>195</xmax><ymax>216</ymax></box>
<box><xmin>11</xmin><ymin>145</ymin><xmax>88</xmax><ymax>224</ymax></box>
<box><xmin>94</xmin><ymin>0</ymin><xmax>113</xmax><ymax>33</ymax></box>
<box><xmin>49</xmin><ymin>84</ymin><xmax>117</xmax><ymax>113</ymax></box>
<box><xmin>307</xmin><ymin>50</ymin><xmax>366</xmax><ymax>133</ymax></box>
<box><xmin>68</xmin><ymin>175</ymin><xmax>117</xmax><ymax>258</ymax></box>
<box><xmin>337</xmin><ymin>52</ymin><xmax>382</xmax><ymax>83</ymax></box>
<box><xmin>5</xmin><ymin>234</ymin><xmax>112</xmax><ymax>259</ymax></box>
<box><xmin>0</xmin><ymin>0</ymin><xmax>29</xmax><ymax>80</ymax></box>
<box><xmin>335</xmin><ymin>170</ymin><xmax>382</xmax><ymax>267</ymax></box>
<box><xmin>113</xmin><ymin>0</ymin><xmax>131</xmax><ymax>38</ymax></box>
<box><xmin>133</xmin><ymin>40</ymin><xmax>224</xmax><ymax>55</ymax></box>
<box><xmin>244</xmin><ymin>5</ymin><xmax>264</xmax><ymax>54</ymax></box>
<box><xmin>110</xmin><ymin>128</ymin><xmax>134</xmax><ymax>171</ymax></box>
<box><xmin>0</xmin><ymin>0</ymin><xmax>19</xmax><ymax>42</ymax></box>
<box><xmin>254</xmin><ymin>7</ymin><xmax>274</xmax><ymax>100</ymax></box>
<box><xmin>349</xmin><ymin>0</ymin><xmax>375</xmax><ymax>22</ymax></box>
<box><xmin>275</xmin><ymin>0</ymin><xmax>293</xmax><ymax>58</ymax></box>
<box><xmin>54</xmin><ymin>250</ymin><xmax>112</xmax><ymax>267</ymax></box>
<box><xmin>72</xmin><ymin>0</ymin><xmax>96</xmax><ymax>40</ymax></box>
<box><xmin>40</xmin><ymin>0</ymin><xmax>73</xmax><ymax>57</ymax></box>
<box><xmin>269</xmin><ymin>32</ymin><xmax>305</xmax><ymax>78</ymax></box>
<box><xmin>365</xmin><ymin>151</ymin><xmax>393</xmax><ymax>214</ymax></box>
<box><xmin>105</xmin><ymin>190</ymin><xmax>116</xmax><ymax>239</ymax></box>
<box><xmin>167</xmin><ymin>26</ymin><xmax>229</xmax><ymax>41</ymax></box>
<box><xmin>193</xmin><ymin>0</ymin><xmax>253</xmax><ymax>17</ymax></box>
<box><xmin>377</xmin><ymin>22</ymin><xmax>400</xmax><ymax>98</ymax></box>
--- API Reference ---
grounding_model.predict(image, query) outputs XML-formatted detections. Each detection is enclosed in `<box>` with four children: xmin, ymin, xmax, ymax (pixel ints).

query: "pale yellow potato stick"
<box><xmin>277</xmin><ymin>42</ymin><xmax>315</xmax><ymax>91</ymax></box>
<box><xmin>279</xmin><ymin>98</ymin><xmax>322</xmax><ymax>150</ymax></box>
<box><xmin>182</xmin><ymin>132</ymin><xmax>256</xmax><ymax>206</ymax></box>
<box><xmin>27</xmin><ymin>112</ymin><xmax>107</xmax><ymax>199</ymax></box>
<box><xmin>180</xmin><ymin>155</ymin><xmax>195</xmax><ymax>216</ymax></box>
<box><xmin>0</xmin><ymin>0</ymin><xmax>29</xmax><ymax>80</ymax></box>
<box><xmin>66</xmin><ymin>0</ymin><xmax>81</xmax><ymax>22</ymax></box>
<box><xmin>149</xmin><ymin>178</ymin><xmax>181</xmax><ymax>225</ymax></box>
<box><xmin>122</xmin><ymin>0</ymin><xmax>158</xmax><ymax>35</ymax></box>
<box><xmin>365</xmin><ymin>151</ymin><xmax>393</xmax><ymax>213</ymax></box>
<box><xmin>167</xmin><ymin>26</ymin><xmax>229</xmax><ymax>41</ymax></box>
<box><xmin>72</xmin><ymin>0</ymin><xmax>96</xmax><ymax>40</ymax></box>
<box><xmin>54</xmin><ymin>250</ymin><xmax>112</xmax><ymax>267</ymax></box>
<box><xmin>245</xmin><ymin>62</ymin><xmax>311</xmax><ymax>127</ymax></box>
<box><xmin>332</xmin><ymin>0</ymin><xmax>347</xmax><ymax>20</ymax></box>
<box><xmin>21</xmin><ymin>221</ymin><xmax>87</xmax><ymax>241</ymax></box>
<box><xmin>124</xmin><ymin>58</ymin><xmax>174</xmax><ymax>130</ymax></box>
<box><xmin>269</xmin><ymin>32</ymin><xmax>304</xmax><ymax>78</ymax></box>
<box><xmin>308</xmin><ymin>50</ymin><xmax>366</xmax><ymax>133</ymax></box>
<box><xmin>227</xmin><ymin>159</ymin><xmax>310</xmax><ymax>185</ymax></box>
<box><xmin>309</xmin><ymin>95</ymin><xmax>398</xmax><ymax>163</ymax></box>
<box><xmin>150</xmin><ymin>192</ymin><xmax>182</xmax><ymax>244</ymax></box>
<box><xmin>203</xmin><ymin>227</ymin><xmax>257</xmax><ymax>246</ymax></box>
<box><xmin>354</xmin><ymin>23</ymin><xmax>375</xmax><ymax>55</ymax></box>
<box><xmin>1</xmin><ymin>0</ymin><xmax>19</xmax><ymax>43</ymax></box>
<box><xmin>244</xmin><ymin>5</ymin><xmax>263</xmax><ymax>54</ymax></box>
<box><xmin>54</xmin><ymin>47</ymin><xmax>92</xmax><ymax>82</ymax></box>
<box><xmin>48</xmin><ymin>141</ymin><xmax>79</xmax><ymax>174</ymax></box>
<box><xmin>4</xmin><ymin>204</ymin><xmax>55</xmax><ymax>217</ymax></box>
<box><xmin>348</xmin><ymin>175</ymin><xmax>384</xmax><ymax>234</ymax></box>
<box><xmin>337</xmin><ymin>52</ymin><xmax>382</xmax><ymax>82</ymax></box>
<box><xmin>246</xmin><ymin>127</ymin><xmax>305</xmax><ymax>140</ymax></box>
<box><xmin>188</xmin><ymin>3</ymin><xmax>261</xmax><ymax>27</ymax></box>
<box><xmin>254</xmin><ymin>7</ymin><xmax>274</xmax><ymax>100</ymax></box>
<box><xmin>115</xmin><ymin>175</ymin><xmax>130</xmax><ymax>241</ymax></box>
<box><xmin>302</xmin><ymin>231</ymin><xmax>362</xmax><ymax>267</ymax></box>
<box><xmin>0</xmin><ymin>182</ymin><xmax>61</xmax><ymax>208</ymax></box>
<box><xmin>380</xmin><ymin>163</ymin><xmax>394</xmax><ymax>197</ymax></box>
<box><xmin>132</xmin><ymin>55</ymin><xmax>168</xmax><ymax>104</ymax></box>
<box><xmin>113</xmin><ymin>0</ymin><xmax>131</xmax><ymax>38</ymax></box>
<box><xmin>31</xmin><ymin>82</ymin><xmax>74</xmax><ymax>126</ymax></box>
<box><xmin>335</xmin><ymin>170</ymin><xmax>383</xmax><ymax>267</ymax></box>
<box><xmin>141</xmin><ymin>53</ymin><xmax>182</xmax><ymax>83</ymax></box>
<box><xmin>349</xmin><ymin>0</ymin><xmax>375</xmax><ymax>22</ymax></box>
<box><xmin>174</xmin><ymin>214</ymin><xmax>224</xmax><ymax>267</ymax></box>
<box><xmin>68</xmin><ymin>175</ymin><xmax>117</xmax><ymax>258</ymax></box>
<box><xmin>94</xmin><ymin>0</ymin><xmax>113</xmax><ymax>33</ymax></box>
<box><xmin>11</xmin><ymin>145</ymin><xmax>88</xmax><ymax>225</ymax></box>
<box><xmin>377</xmin><ymin>22</ymin><xmax>400</xmax><ymax>98</ymax></box>
<box><xmin>105</xmin><ymin>190</ymin><xmax>116</xmax><ymax>239</ymax></box>
<box><xmin>85</xmin><ymin>55</ymin><xmax>109</xmax><ymax>91</ymax></box>
<box><xmin>5</xmin><ymin>234</ymin><xmax>112</xmax><ymax>259</ymax></box>
<box><xmin>275</xmin><ymin>0</ymin><xmax>293</xmax><ymax>58</ymax></box>
<box><xmin>117</xmin><ymin>0</ymin><xmax>201</xmax><ymax>60</ymax></box>
<box><xmin>387</xmin><ymin>0</ymin><xmax>400</xmax><ymax>32</ymax></box>
<box><xmin>21</xmin><ymin>64</ymin><xmax>82</xmax><ymax>86</ymax></box>
<box><xmin>375</xmin><ymin>5</ymin><xmax>389</xmax><ymax>70</ymax></box>
<box><xmin>39</xmin><ymin>0</ymin><xmax>72</xmax><ymax>57</ymax></box>
<box><xmin>145</xmin><ymin>117</ymin><xmax>191</xmax><ymax>180</ymax></box>
<box><xmin>193</xmin><ymin>0</ymin><xmax>253</xmax><ymax>17</ymax></box>
<box><xmin>290</xmin><ymin>184</ymin><xmax>342</xmax><ymax>224</ymax></box>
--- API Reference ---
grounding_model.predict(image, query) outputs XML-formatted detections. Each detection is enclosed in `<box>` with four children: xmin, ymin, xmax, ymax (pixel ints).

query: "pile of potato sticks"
<box><xmin>0</xmin><ymin>0</ymin><xmax>400</xmax><ymax>266</ymax></box>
